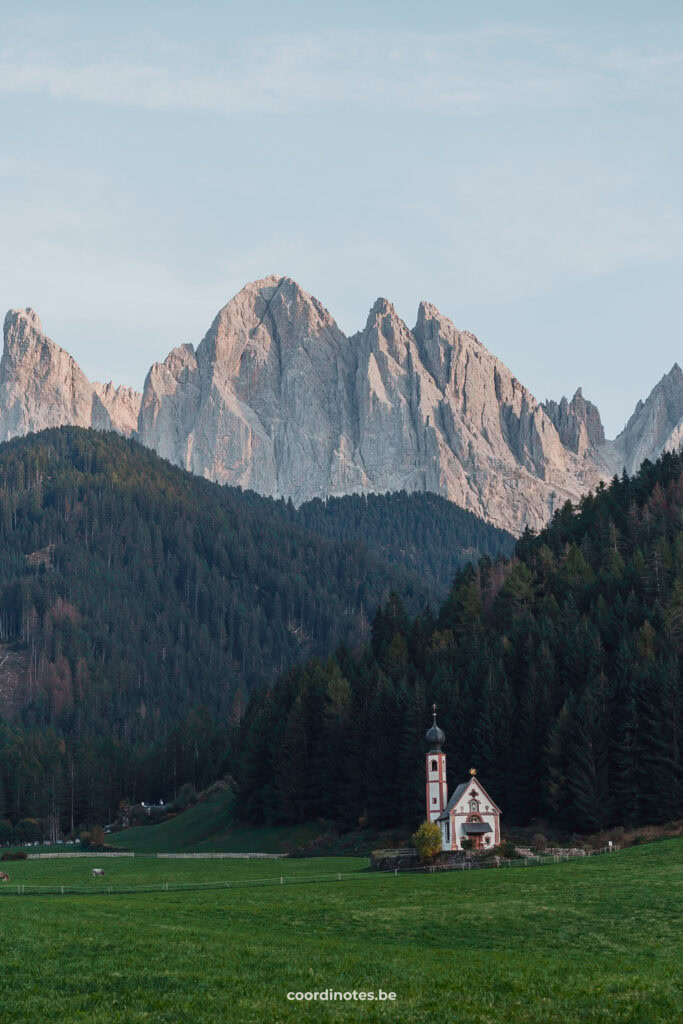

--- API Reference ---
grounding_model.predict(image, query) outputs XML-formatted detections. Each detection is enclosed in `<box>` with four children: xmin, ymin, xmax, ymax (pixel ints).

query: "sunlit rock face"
<box><xmin>598</xmin><ymin>364</ymin><xmax>683</xmax><ymax>477</ymax></box>
<box><xmin>0</xmin><ymin>308</ymin><xmax>140</xmax><ymax>439</ymax></box>
<box><xmin>3</xmin><ymin>281</ymin><xmax>680</xmax><ymax>536</ymax></box>
<box><xmin>137</xmin><ymin>276</ymin><xmax>605</xmax><ymax>534</ymax></box>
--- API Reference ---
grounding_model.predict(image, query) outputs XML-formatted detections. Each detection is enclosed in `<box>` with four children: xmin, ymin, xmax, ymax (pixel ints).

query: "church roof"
<box><xmin>436</xmin><ymin>782</ymin><xmax>469</xmax><ymax>820</ymax></box>
<box><xmin>425</xmin><ymin>706</ymin><xmax>445</xmax><ymax>751</ymax></box>
<box><xmin>436</xmin><ymin>777</ymin><xmax>501</xmax><ymax>820</ymax></box>
<box><xmin>462</xmin><ymin>822</ymin><xmax>493</xmax><ymax>834</ymax></box>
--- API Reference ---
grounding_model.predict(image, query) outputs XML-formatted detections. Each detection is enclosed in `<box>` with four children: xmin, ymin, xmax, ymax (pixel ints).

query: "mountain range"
<box><xmin>2</xmin><ymin>277</ymin><xmax>681</xmax><ymax>534</ymax></box>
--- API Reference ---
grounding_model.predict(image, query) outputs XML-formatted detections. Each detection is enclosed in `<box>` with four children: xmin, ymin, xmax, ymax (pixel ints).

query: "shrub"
<box><xmin>498</xmin><ymin>840</ymin><xmax>521</xmax><ymax>859</ymax></box>
<box><xmin>460</xmin><ymin>838</ymin><xmax>474</xmax><ymax>852</ymax></box>
<box><xmin>411</xmin><ymin>821</ymin><xmax>442</xmax><ymax>863</ymax></box>
<box><xmin>89</xmin><ymin>825</ymin><xmax>106</xmax><ymax>847</ymax></box>
<box><xmin>173</xmin><ymin>783</ymin><xmax>197</xmax><ymax>813</ymax></box>
<box><xmin>1</xmin><ymin>850</ymin><xmax>27</xmax><ymax>861</ymax></box>
<box><xmin>533</xmin><ymin>833</ymin><xmax>548</xmax><ymax>853</ymax></box>
<box><xmin>15</xmin><ymin>818</ymin><xmax>41</xmax><ymax>844</ymax></box>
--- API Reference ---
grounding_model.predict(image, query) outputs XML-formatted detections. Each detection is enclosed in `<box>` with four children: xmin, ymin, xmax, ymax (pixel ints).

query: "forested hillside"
<box><xmin>236</xmin><ymin>453</ymin><xmax>683</xmax><ymax>834</ymax></box>
<box><xmin>0</xmin><ymin>428</ymin><xmax>427</xmax><ymax>829</ymax></box>
<box><xmin>0</xmin><ymin>428</ymin><xmax>513</xmax><ymax>833</ymax></box>
<box><xmin>283</xmin><ymin>491</ymin><xmax>514</xmax><ymax>589</ymax></box>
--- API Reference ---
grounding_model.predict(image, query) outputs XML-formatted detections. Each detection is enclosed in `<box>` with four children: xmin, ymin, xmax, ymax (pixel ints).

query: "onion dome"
<box><xmin>425</xmin><ymin>704</ymin><xmax>445</xmax><ymax>751</ymax></box>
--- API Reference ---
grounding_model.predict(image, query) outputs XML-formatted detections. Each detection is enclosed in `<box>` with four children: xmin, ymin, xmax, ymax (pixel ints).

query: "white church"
<box><xmin>425</xmin><ymin>705</ymin><xmax>501</xmax><ymax>851</ymax></box>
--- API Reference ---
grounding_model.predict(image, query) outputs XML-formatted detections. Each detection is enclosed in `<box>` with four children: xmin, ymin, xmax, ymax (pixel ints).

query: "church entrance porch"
<box><xmin>462</xmin><ymin>816</ymin><xmax>493</xmax><ymax>850</ymax></box>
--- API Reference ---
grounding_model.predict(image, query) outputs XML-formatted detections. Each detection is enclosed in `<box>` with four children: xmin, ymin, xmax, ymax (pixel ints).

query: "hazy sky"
<box><xmin>1</xmin><ymin>1</ymin><xmax>681</xmax><ymax>435</ymax></box>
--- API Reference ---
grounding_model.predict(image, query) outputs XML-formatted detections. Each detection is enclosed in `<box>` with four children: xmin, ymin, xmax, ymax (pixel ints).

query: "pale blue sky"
<box><xmin>1</xmin><ymin>0</ymin><xmax>681</xmax><ymax>435</ymax></box>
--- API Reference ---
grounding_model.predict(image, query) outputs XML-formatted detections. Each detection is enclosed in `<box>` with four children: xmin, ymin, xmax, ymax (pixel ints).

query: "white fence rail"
<box><xmin>27</xmin><ymin>851</ymin><xmax>135</xmax><ymax>859</ymax></box>
<box><xmin>156</xmin><ymin>852</ymin><xmax>284</xmax><ymax>860</ymax></box>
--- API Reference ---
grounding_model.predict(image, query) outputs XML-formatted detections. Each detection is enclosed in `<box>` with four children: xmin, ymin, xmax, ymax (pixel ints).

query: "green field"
<box><xmin>1</xmin><ymin>840</ymin><xmax>681</xmax><ymax>1023</ymax></box>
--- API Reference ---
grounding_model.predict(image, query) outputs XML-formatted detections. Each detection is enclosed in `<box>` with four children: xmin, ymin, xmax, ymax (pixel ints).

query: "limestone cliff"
<box><xmin>0</xmin><ymin>309</ymin><xmax>139</xmax><ymax>439</ymax></box>
<box><xmin>542</xmin><ymin>389</ymin><xmax>606</xmax><ymax>456</ymax></box>
<box><xmin>137</xmin><ymin>277</ymin><xmax>604</xmax><ymax>533</ymax></box>
<box><xmin>3</xmin><ymin>282</ymin><xmax>680</xmax><ymax>535</ymax></box>
<box><xmin>599</xmin><ymin>363</ymin><xmax>683</xmax><ymax>476</ymax></box>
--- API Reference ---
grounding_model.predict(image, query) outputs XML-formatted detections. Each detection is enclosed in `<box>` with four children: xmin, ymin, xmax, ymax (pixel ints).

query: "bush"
<box><xmin>498</xmin><ymin>840</ymin><xmax>521</xmax><ymax>859</ymax></box>
<box><xmin>15</xmin><ymin>818</ymin><xmax>41</xmax><ymax>844</ymax></box>
<box><xmin>173</xmin><ymin>783</ymin><xmax>197</xmax><ymax>813</ymax></box>
<box><xmin>460</xmin><ymin>838</ymin><xmax>474</xmax><ymax>852</ymax></box>
<box><xmin>2</xmin><ymin>850</ymin><xmax>27</xmax><ymax>861</ymax></box>
<box><xmin>411</xmin><ymin>821</ymin><xmax>442</xmax><ymax>863</ymax></box>
<box><xmin>533</xmin><ymin>833</ymin><xmax>548</xmax><ymax>853</ymax></box>
<box><xmin>89</xmin><ymin>825</ymin><xmax>106</xmax><ymax>847</ymax></box>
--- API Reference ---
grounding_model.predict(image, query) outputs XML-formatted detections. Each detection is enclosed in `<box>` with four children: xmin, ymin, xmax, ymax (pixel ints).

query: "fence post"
<box><xmin>280</xmin><ymin>876</ymin><xmax>283</xmax><ymax>885</ymax></box>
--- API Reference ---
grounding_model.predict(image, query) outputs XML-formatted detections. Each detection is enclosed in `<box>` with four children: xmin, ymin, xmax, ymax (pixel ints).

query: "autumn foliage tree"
<box><xmin>412</xmin><ymin>821</ymin><xmax>442</xmax><ymax>863</ymax></box>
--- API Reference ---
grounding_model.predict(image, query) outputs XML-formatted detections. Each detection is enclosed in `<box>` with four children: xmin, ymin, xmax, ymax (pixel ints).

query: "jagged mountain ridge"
<box><xmin>136</xmin><ymin>275</ymin><xmax>603</xmax><ymax>533</ymax></box>
<box><xmin>599</xmin><ymin>364</ymin><xmax>683</xmax><ymax>476</ymax></box>
<box><xmin>0</xmin><ymin>308</ymin><xmax>141</xmax><ymax>439</ymax></box>
<box><xmin>1</xmin><ymin>278</ymin><xmax>681</xmax><ymax>534</ymax></box>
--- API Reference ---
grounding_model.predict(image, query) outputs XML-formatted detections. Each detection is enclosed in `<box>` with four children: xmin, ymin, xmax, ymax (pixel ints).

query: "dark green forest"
<box><xmin>235</xmin><ymin>453</ymin><xmax>683</xmax><ymax>835</ymax></box>
<box><xmin>283</xmin><ymin>491</ymin><xmax>514</xmax><ymax>589</ymax></box>
<box><xmin>0</xmin><ymin>427</ymin><xmax>509</xmax><ymax>833</ymax></box>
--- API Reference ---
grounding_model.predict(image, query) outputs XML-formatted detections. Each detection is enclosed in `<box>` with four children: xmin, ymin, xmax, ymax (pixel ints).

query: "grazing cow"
<box><xmin>92</xmin><ymin>868</ymin><xmax>105</xmax><ymax>877</ymax></box>
<box><xmin>0</xmin><ymin>872</ymin><xmax>9</xmax><ymax>882</ymax></box>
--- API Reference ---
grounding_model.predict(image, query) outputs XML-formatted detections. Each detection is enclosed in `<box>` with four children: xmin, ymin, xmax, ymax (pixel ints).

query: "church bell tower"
<box><xmin>425</xmin><ymin>704</ymin><xmax>447</xmax><ymax>822</ymax></box>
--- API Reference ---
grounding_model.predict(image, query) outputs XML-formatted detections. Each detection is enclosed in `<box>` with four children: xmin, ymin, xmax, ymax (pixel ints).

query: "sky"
<box><xmin>0</xmin><ymin>0</ymin><xmax>681</xmax><ymax>436</ymax></box>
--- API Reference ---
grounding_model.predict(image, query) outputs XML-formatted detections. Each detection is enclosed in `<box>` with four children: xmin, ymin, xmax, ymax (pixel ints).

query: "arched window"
<box><xmin>466</xmin><ymin>813</ymin><xmax>483</xmax><ymax>823</ymax></box>
<box><xmin>430</xmin><ymin>760</ymin><xmax>438</xmax><ymax>772</ymax></box>
<box><xmin>469</xmin><ymin>799</ymin><xmax>479</xmax><ymax>813</ymax></box>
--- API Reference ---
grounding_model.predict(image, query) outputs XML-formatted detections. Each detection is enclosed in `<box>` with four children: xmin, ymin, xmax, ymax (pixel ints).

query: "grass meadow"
<box><xmin>0</xmin><ymin>839</ymin><xmax>681</xmax><ymax>1023</ymax></box>
<box><xmin>106</xmin><ymin>790</ymin><xmax>326</xmax><ymax>855</ymax></box>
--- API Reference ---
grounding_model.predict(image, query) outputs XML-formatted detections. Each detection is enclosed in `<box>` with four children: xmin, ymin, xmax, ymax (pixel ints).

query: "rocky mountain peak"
<box><xmin>599</xmin><ymin>362</ymin><xmax>683</xmax><ymax>476</ymax></box>
<box><xmin>3</xmin><ymin>280</ymin><xmax>680</xmax><ymax>536</ymax></box>
<box><xmin>93</xmin><ymin>382</ymin><xmax>142</xmax><ymax>437</ymax></box>
<box><xmin>0</xmin><ymin>309</ymin><xmax>139</xmax><ymax>439</ymax></box>
<box><xmin>4</xmin><ymin>307</ymin><xmax>44</xmax><ymax>337</ymax></box>
<box><xmin>542</xmin><ymin>387</ymin><xmax>605</xmax><ymax>455</ymax></box>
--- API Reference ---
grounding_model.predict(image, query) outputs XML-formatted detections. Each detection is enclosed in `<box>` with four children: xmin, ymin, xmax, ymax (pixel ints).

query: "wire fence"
<box><xmin>0</xmin><ymin>846</ymin><xmax>621</xmax><ymax>898</ymax></box>
<box><xmin>24</xmin><ymin>851</ymin><xmax>284</xmax><ymax>860</ymax></box>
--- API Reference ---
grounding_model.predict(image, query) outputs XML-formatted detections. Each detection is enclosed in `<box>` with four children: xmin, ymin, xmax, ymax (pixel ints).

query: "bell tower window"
<box><xmin>430</xmin><ymin>759</ymin><xmax>438</xmax><ymax>772</ymax></box>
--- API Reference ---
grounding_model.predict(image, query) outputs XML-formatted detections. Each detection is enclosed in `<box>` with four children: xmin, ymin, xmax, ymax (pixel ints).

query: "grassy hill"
<box><xmin>108</xmin><ymin>790</ymin><xmax>327</xmax><ymax>854</ymax></box>
<box><xmin>1</xmin><ymin>839</ymin><xmax>681</xmax><ymax>1022</ymax></box>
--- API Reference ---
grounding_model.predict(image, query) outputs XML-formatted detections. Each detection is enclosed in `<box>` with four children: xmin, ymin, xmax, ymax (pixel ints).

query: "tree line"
<box><xmin>0</xmin><ymin>427</ymin><xmax>508</xmax><ymax>833</ymax></box>
<box><xmin>234</xmin><ymin>453</ymin><xmax>683</xmax><ymax>834</ymax></box>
